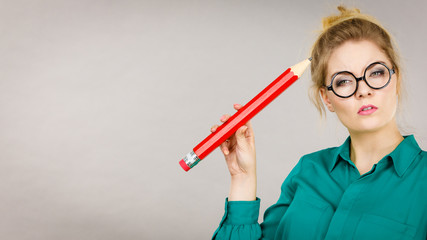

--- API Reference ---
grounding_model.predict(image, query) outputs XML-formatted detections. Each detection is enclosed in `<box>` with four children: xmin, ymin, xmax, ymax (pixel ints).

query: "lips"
<box><xmin>358</xmin><ymin>104</ymin><xmax>378</xmax><ymax>115</ymax></box>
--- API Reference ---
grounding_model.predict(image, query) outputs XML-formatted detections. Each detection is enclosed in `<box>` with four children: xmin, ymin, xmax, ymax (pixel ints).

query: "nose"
<box><xmin>355</xmin><ymin>79</ymin><xmax>373</xmax><ymax>98</ymax></box>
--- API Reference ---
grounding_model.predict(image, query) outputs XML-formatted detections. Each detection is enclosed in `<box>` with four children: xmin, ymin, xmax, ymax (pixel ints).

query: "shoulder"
<box><xmin>412</xmin><ymin>147</ymin><xmax>427</xmax><ymax>169</ymax></box>
<box><xmin>410</xmin><ymin>150</ymin><xmax>427</xmax><ymax>189</ymax></box>
<box><xmin>420</xmin><ymin>150</ymin><xmax>427</xmax><ymax>159</ymax></box>
<box><xmin>299</xmin><ymin>146</ymin><xmax>339</xmax><ymax>168</ymax></box>
<box><xmin>417</xmin><ymin>150</ymin><xmax>427</xmax><ymax>171</ymax></box>
<box><xmin>302</xmin><ymin>146</ymin><xmax>339</xmax><ymax>159</ymax></box>
<box><xmin>406</xmin><ymin>135</ymin><xmax>427</xmax><ymax>166</ymax></box>
<box><xmin>280</xmin><ymin>147</ymin><xmax>341</xmax><ymax>191</ymax></box>
<box><xmin>279</xmin><ymin>147</ymin><xmax>337</xmax><ymax>182</ymax></box>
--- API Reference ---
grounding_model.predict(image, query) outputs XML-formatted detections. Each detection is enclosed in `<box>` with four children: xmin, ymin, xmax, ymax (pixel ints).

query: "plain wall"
<box><xmin>1</xmin><ymin>0</ymin><xmax>426</xmax><ymax>239</ymax></box>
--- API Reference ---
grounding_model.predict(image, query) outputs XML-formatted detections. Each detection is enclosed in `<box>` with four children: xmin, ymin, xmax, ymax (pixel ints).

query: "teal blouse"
<box><xmin>212</xmin><ymin>135</ymin><xmax>427</xmax><ymax>239</ymax></box>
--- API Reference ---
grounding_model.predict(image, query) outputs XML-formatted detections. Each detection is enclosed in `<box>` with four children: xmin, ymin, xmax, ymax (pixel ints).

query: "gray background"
<box><xmin>1</xmin><ymin>0</ymin><xmax>426</xmax><ymax>239</ymax></box>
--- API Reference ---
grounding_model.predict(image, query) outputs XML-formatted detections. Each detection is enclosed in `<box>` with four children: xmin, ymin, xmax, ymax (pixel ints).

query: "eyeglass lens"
<box><xmin>332</xmin><ymin>63</ymin><xmax>390</xmax><ymax>97</ymax></box>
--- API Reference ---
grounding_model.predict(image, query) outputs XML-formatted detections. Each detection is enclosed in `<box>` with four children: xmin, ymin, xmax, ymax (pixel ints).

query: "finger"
<box><xmin>232</xmin><ymin>104</ymin><xmax>254</xmax><ymax>138</ymax></box>
<box><xmin>211</xmin><ymin>124</ymin><xmax>219</xmax><ymax>132</ymax></box>
<box><xmin>235</xmin><ymin>125</ymin><xmax>248</xmax><ymax>142</ymax></box>
<box><xmin>233</xmin><ymin>103</ymin><xmax>243</xmax><ymax>110</ymax></box>
<box><xmin>220</xmin><ymin>114</ymin><xmax>231</xmax><ymax>123</ymax></box>
<box><xmin>244</xmin><ymin>120</ymin><xmax>255</xmax><ymax>139</ymax></box>
<box><xmin>245</xmin><ymin>120</ymin><xmax>254</xmax><ymax>133</ymax></box>
<box><xmin>220</xmin><ymin>141</ymin><xmax>230</xmax><ymax>155</ymax></box>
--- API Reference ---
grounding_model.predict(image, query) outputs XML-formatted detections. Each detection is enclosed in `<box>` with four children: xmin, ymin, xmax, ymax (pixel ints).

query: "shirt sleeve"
<box><xmin>211</xmin><ymin>198</ymin><xmax>262</xmax><ymax>240</ymax></box>
<box><xmin>212</xmin><ymin>160</ymin><xmax>302</xmax><ymax>240</ymax></box>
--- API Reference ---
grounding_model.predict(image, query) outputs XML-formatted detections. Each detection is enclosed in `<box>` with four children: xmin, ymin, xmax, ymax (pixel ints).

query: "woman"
<box><xmin>210</xmin><ymin>6</ymin><xmax>427</xmax><ymax>240</ymax></box>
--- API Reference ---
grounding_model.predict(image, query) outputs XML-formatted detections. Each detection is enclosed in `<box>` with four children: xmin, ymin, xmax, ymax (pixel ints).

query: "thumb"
<box><xmin>235</xmin><ymin>126</ymin><xmax>248</xmax><ymax>144</ymax></box>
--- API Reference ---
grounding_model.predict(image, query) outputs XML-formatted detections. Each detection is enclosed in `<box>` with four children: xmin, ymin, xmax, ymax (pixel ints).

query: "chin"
<box><xmin>346</xmin><ymin>116</ymin><xmax>395</xmax><ymax>134</ymax></box>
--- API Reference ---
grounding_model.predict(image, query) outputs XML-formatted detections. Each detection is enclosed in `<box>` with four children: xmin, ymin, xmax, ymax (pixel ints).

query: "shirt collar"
<box><xmin>329</xmin><ymin>135</ymin><xmax>422</xmax><ymax>177</ymax></box>
<box><xmin>329</xmin><ymin>136</ymin><xmax>352</xmax><ymax>173</ymax></box>
<box><xmin>389</xmin><ymin>135</ymin><xmax>422</xmax><ymax>177</ymax></box>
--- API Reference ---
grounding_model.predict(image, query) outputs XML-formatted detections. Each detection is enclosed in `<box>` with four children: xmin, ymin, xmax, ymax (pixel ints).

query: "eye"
<box><xmin>335</xmin><ymin>79</ymin><xmax>353</xmax><ymax>87</ymax></box>
<box><xmin>369</xmin><ymin>70</ymin><xmax>385</xmax><ymax>78</ymax></box>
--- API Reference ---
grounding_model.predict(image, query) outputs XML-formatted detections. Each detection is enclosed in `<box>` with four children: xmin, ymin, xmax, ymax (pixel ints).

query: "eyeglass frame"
<box><xmin>325</xmin><ymin>61</ymin><xmax>395</xmax><ymax>98</ymax></box>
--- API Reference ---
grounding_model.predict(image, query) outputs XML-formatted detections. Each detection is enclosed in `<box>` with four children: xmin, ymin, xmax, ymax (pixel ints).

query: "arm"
<box><xmin>212</xmin><ymin>158</ymin><xmax>302</xmax><ymax>239</ymax></box>
<box><xmin>210</xmin><ymin>103</ymin><xmax>259</xmax><ymax>239</ymax></box>
<box><xmin>210</xmin><ymin>103</ymin><xmax>257</xmax><ymax>201</ymax></box>
<box><xmin>210</xmin><ymin>104</ymin><xmax>301</xmax><ymax>239</ymax></box>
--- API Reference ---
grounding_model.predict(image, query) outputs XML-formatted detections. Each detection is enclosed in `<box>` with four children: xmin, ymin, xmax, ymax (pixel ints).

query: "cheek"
<box><xmin>383</xmin><ymin>79</ymin><xmax>399</xmax><ymax>108</ymax></box>
<box><xmin>329</xmin><ymin>94</ymin><xmax>352</xmax><ymax>112</ymax></box>
<box><xmin>330</xmin><ymin>98</ymin><xmax>356</xmax><ymax>124</ymax></box>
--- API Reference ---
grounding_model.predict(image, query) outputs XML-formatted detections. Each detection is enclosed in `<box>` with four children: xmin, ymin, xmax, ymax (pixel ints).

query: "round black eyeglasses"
<box><xmin>326</xmin><ymin>62</ymin><xmax>395</xmax><ymax>98</ymax></box>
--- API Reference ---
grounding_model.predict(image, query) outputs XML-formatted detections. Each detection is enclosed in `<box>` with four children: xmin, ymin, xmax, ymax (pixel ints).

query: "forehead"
<box><xmin>327</xmin><ymin>40</ymin><xmax>390</xmax><ymax>76</ymax></box>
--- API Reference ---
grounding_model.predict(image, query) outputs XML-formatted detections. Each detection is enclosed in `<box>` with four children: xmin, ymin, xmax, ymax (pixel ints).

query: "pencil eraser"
<box><xmin>179</xmin><ymin>159</ymin><xmax>190</xmax><ymax>172</ymax></box>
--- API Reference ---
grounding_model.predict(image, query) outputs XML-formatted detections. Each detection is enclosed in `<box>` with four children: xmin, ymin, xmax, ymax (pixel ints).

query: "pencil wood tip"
<box><xmin>290</xmin><ymin>58</ymin><xmax>312</xmax><ymax>77</ymax></box>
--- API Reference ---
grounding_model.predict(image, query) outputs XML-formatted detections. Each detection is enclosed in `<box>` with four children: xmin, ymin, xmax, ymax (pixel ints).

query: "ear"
<box><xmin>320</xmin><ymin>87</ymin><xmax>335</xmax><ymax>112</ymax></box>
<box><xmin>396</xmin><ymin>74</ymin><xmax>401</xmax><ymax>96</ymax></box>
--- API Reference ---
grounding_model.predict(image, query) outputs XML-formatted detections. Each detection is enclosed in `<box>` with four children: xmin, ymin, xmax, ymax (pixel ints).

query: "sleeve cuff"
<box><xmin>223</xmin><ymin>197</ymin><xmax>261</xmax><ymax>225</ymax></box>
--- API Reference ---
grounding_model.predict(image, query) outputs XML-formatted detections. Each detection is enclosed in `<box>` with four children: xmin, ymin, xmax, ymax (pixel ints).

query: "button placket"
<box><xmin>324</xmin><ymin>173</ymin><xmax>373</xmax><ymax>239</ymax></box>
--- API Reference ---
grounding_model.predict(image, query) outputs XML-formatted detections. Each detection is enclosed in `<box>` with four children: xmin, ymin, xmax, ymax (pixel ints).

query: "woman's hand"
<box><xmin>211</xmin><ymin>104</ymin><xmax>257</xmax><ymax>201</ymax></box>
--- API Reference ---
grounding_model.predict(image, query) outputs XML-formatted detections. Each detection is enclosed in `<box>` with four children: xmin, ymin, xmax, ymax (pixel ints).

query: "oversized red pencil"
<box><xmin>179</xmin><ymin>58</ymin><xmax>312</xmax><ymax>171</ymax></box>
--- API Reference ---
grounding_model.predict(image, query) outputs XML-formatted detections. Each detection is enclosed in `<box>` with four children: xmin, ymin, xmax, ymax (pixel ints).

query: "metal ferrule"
<box><xmin>183</xmin><ymin>151</ymin><xmax>201</xmax><ymax>169</ymax></box>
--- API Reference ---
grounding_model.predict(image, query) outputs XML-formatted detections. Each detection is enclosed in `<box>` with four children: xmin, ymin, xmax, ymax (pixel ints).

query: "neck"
<box><xmin>348</xmin><ymin>120</ymin><xmax>403</xmax><ymax>174</ymax></box>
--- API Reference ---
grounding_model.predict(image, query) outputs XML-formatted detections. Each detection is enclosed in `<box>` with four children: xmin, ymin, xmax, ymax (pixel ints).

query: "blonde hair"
<box><xmin>310</xmin><ymin>6</ymin><xmax>402</xmax><ymax>117</ymax></box>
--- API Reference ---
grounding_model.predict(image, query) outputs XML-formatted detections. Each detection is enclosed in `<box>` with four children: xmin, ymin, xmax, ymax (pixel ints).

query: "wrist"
<box><xmin>229</xmin><ymin>173</ymin><xmax>257</xmax><ymax>201</ymax></box>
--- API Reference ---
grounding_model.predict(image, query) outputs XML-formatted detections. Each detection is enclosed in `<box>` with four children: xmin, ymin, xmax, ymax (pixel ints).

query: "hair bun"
<box><xmin>322</xmin><ymin>5</ymin><xmax>362</xmax><ymax>30</ymax></box>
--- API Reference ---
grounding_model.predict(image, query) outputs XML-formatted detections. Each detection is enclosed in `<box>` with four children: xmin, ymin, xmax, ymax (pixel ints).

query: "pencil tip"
<box><xmin>308</xmin><ymin>57</ymin><xmax>313</xmax><ymax>61</ymax></box>
<box><xmin>290</xmin><ymin>58</ymin><xmax>312</xmax><ymax>77</ymax></box>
